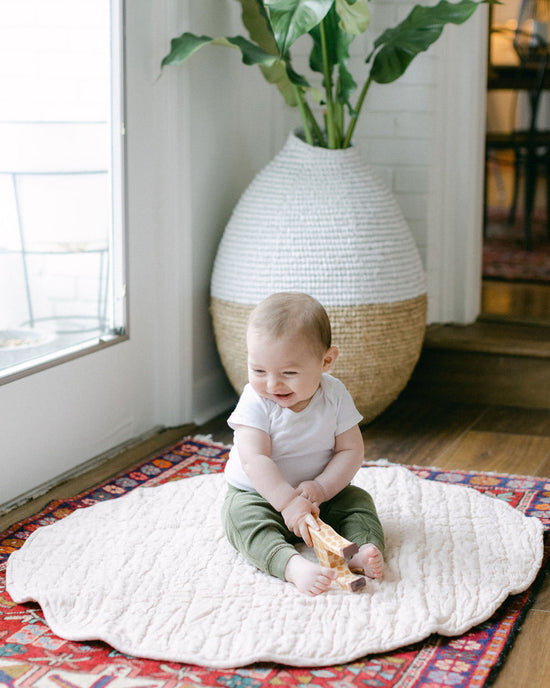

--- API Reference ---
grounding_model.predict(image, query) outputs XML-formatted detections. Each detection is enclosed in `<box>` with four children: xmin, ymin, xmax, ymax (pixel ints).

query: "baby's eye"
<box><xmin>250</xmin><ymin>368</ymin><xmax>265</xmax><ymax>375</ymax></box>
<box><xmin>283</xmin><ymin>371</ymin><xmax>298</xmax><ymax>377</ymax></box>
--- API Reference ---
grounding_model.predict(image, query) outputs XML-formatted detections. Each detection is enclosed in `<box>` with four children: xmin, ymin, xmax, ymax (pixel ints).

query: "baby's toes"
<box><xmin>363</xmin><ymin>545</ymin><xmax>384</xmax><ymax>579</ymax></box>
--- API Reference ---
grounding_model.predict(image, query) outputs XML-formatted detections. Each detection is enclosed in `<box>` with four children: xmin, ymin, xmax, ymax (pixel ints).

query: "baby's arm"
<box><xmin>234</xmin><ymin>424</ymin><xmax>319</xmax><ymax>545</ymax></box>
<box><xmin>300</xmin><ymin>424</ymin><xmax>364</xmax><ymax>503</ymax></box>
<box><xmin>297</xmin><ymin>479</ymin><xmax>328</xmax><ymax>506</ymax></box>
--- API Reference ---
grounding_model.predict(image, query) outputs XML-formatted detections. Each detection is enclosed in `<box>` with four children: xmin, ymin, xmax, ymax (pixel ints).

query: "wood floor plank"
<box><xmin>532</xmin><ymin>568</ymin><xmax>550</xmax><ymax>614</ymax></box>
<box><xmin>482</xmin><ymin>280</ymin><xmax>550</xmax><ymax>324</ymax></box>
<box><xmin>361</xmin><ymin>398</ymin><xmax>486</xmax><ymax>466</ymax></box>
<box><xmin>408</xmin><ymin>349</ymin><xmax>550</xmax><ymax>409</ymax></box>
<box><xmin>432</xmin><ymin>430</ymin><xmax>550</xmax><ymax>475</ymax></box>
<box><xmin>534</xmin><ymin>452</ymin><xmax>550</xmax><ymax>478</ymax></box>
<box><xmin>424</xmin><ymin>321</ymin><xmax>550</xmax><ymax>357</ymax></box>
<box><xmin>472</xmin><ymin>406</ymin><xmax>550</xmax><ymax>437</ymax></box>
<box><xmin>492</xmin><ymin>610</ymin><xmax>550</xmax><ymax>688</ymax></box>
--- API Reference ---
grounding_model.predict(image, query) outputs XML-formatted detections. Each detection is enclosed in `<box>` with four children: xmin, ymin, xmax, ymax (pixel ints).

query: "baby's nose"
<box><xmin>267</xmin><ymin>375</ymin><xmax>284</xmax><ymax>393</ymax></box>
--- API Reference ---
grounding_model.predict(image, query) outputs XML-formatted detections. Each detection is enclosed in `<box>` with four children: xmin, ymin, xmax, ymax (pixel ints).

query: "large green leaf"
<box><xmin>309</xmin><ymin>7</ymin><xmax>357</xmax><ymax>109</ymax></box>
<box><xmin>258</xmin><ymin>58</ymin><xmax>312</xmax><ymax>103</ymax></box>
<box><xmin>161</xmin><ymin>33</ymin><xmax>216</xmax><ymax>68</ymax></box>
<box><xmin>238</xmin><ymin>0</ymin><xmax>299</xmax><ymax>106</ymax></box>
<box><xmin>239</xmin><ymin>0</ymin><xmax>278</xmax><ymax>53</ymax></box>
<box><xmin>264</xmin><ymin>0</ymin><xmax>333</xmax><ymax>55</ymax></box>
<box><xmin>368</xmin><ymin>0</ymin><xmax>482</xmax><ymax>84</ymax></box>
<box><xmin>285</xmin><ymin>60</ymin><xmax>311</xmax><ymax>88</ymax></box>
<box><xmin>259</xmin><ymin>62</ymin><xmax>298</xmax><ymax>105</ymax></box>
<box><xmin>222</xmin><ymin>35</ymin><xmax>279</xmax><ymax>65</ymax></box>
<box><xmin>334</xmin><ymin>0</ymin><xmax>370</xmax><ymax>35</ymax></box>
<box><xmin>161</xmin><ymin>31</ymin><xmax>277</xmax><ymax>69</ymax></box>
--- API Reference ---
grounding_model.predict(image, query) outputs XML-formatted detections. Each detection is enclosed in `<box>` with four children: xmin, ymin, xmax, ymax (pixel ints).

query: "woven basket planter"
<box><xmin>211</xmin><ymin>132</ymin><xmax>427</xmax><ymax>423</ymax></box>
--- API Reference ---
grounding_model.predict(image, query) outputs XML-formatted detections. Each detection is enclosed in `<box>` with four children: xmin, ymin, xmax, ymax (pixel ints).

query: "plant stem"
<box><xmin>343</xmin><ymin>75</ymin><xmax>372</xmax><ymax>149</ymax></box>
<box><xmin>335</xmin><ymin>77</ymin><xmax>344</xmax><ymax>137</ymax></box>
<box><xmin>319</xmin><ymin>19</ymin><xmax>337</xmax><ymax>148</ymax></box>
<box><xmin>302</xmin><ymin>98</ymin><xmax>326</xmax><ymax>146</ymax></box>
<box><xmin>293</xmin><ymin>85</ymin><xmax>314</xmax><ymax>146</ymax></box>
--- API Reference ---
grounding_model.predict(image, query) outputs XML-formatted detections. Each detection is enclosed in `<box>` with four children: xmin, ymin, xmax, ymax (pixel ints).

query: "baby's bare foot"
<box><xmin>284</xmin><ymin>554</ymin><xmax>337</xmax><ymax>595</ymax></box>
<box><xmin>349</xmin><ymin>543</ymin><xmax>384</xmax><ymax>579</ymax></box>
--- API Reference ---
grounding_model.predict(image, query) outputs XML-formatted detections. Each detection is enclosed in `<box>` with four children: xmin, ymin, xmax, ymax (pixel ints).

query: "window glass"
<box><xmin>0</xmin><ymin>0</ymin><xmax>126</xmax><ymax>382</ymax></box>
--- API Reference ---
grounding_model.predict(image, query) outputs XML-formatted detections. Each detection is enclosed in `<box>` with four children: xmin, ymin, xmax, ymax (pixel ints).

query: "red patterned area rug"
<box><xmin>484</xmin><ymin>208</ymin><xmax>550</xmax><ymax>283</ymax></box>
<box><xmin>1</xmin><ymin>436</ymin><xmax>549</xmax><ymax>688</ymax></box>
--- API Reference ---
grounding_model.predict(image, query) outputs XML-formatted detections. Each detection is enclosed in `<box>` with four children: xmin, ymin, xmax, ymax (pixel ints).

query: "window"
<box><xmin>0</xmin><ymin>0</ymin><xmax>127</xmax><ymax>383</ymax></box>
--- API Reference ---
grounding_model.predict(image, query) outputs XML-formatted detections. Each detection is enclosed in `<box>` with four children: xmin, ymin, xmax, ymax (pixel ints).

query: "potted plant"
<box><xmin>161</xmin><ymin>0</ymin><xmax>488</xmax><ymax>422</ymax></box>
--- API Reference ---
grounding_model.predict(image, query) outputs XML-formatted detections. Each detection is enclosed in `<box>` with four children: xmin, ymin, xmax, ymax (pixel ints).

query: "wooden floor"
<box><xmin>482</xmin><ymin>280</ymin><xmax>550</xmax><ymax>324</ymax></box>
<box><xmin>2</xmin><ymin>394</ymin><xmax>549</xmax><ymax>686</ymax></box>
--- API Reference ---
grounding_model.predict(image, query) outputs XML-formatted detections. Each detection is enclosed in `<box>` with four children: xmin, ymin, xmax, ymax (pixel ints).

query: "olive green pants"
<box><xmin>222</xmin><ymin>484</ymin><xmax>385</xmax><ymax>580</ymax></box>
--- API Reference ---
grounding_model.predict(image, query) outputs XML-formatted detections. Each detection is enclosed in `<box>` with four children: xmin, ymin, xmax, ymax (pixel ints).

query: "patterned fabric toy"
<box><xmin>307</xmin><ymin>517</ymin><xmax>366</xmax><ymax>592</ymax></box>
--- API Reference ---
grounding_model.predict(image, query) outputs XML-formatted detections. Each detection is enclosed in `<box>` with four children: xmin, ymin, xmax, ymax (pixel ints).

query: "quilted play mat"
<box><xmin>1</xmin><ymin>437</ymin><xmax>549</xmax><ymax>688</ymax></box>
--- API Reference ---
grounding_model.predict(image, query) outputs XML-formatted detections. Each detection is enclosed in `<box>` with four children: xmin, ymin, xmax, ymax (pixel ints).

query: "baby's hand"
<box><xmin>281</xmin><ymin>495</ymin><xmax>319</xmax><ymax>547</ymax></box>
<box><xmin>297</xmin><ymin>480</ymin><xmax>328</xmax><ymax>506</ymax></box>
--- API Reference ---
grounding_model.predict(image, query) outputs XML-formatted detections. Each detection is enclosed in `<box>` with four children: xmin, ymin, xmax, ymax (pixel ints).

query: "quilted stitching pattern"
<box><xmin>6</xmin><ymin>467</ymin><xmax>544</xmax><ymax>668</ymax></box>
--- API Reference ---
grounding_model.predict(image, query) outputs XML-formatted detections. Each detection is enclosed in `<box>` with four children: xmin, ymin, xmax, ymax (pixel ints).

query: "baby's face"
<box><xmin>246</xmin><ymin>328</ymin><xmax>336</xmax><ymax>413</ymax></box>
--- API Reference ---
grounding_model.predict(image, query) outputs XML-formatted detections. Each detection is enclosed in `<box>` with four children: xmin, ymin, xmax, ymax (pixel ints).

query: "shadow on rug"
<box><xmin>1</xmin><ymin>437</ymin><xmax>549</xmax><ymax>687</ymax></box>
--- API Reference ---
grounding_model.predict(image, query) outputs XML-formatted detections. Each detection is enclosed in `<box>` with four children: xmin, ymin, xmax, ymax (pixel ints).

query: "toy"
<box><xmin>307</xmin><ymin>517</ymin><xmax>366</xmax><ymax>592</ymax></box>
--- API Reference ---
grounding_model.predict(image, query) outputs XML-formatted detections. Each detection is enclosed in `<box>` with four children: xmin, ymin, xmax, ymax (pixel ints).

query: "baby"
<box><xmin>222</xmin><ymin>292</ymin><xmax>384</xmax><ymax>595</ymax></box>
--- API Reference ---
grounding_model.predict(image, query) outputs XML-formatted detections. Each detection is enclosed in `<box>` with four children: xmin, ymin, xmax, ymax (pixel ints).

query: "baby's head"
<box><xmin>246</xmin><ymin>293</ymin><xmax>338</xmax><ymax>411</ymax></box>
<box><xmin>248</xmin><ymin>292</ymin><xmax>331</xmax><ymax>358</ymax></box>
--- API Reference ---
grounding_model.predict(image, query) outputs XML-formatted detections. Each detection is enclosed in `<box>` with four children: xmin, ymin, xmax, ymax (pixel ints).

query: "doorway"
<box><xmin>483</xmin><ymin>0</ymin><xmax>550</xmax><ymax>324</ymax></box>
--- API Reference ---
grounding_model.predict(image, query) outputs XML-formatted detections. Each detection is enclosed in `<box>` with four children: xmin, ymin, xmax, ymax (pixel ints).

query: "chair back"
<box><xmin>513</xmin><ymin>27</ymin><xmax>550</xmax><ymax>133</ymax></box>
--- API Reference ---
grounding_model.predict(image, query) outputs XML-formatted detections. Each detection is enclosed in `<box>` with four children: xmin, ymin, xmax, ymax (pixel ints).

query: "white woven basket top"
<box><xmin>211</xmin><ymin>133</ymin><xmax>426</xmax><ymax>306</ymax></box>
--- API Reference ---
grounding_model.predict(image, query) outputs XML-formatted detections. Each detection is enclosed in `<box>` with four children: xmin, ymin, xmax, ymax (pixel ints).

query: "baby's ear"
<box><xmin>323</xmin><ymin>346</ymin><xmax>339</xmax><ymax>371</ymax></box>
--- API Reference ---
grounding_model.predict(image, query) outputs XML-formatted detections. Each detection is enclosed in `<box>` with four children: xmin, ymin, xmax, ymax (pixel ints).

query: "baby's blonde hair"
<box><xmin>248</xmin><ymin>292</ymin><xmax>331</xmax><ymax>357</ymax></box>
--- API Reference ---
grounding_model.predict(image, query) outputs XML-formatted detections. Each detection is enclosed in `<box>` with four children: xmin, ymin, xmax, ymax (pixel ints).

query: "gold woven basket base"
<box><xmin>211</xmin><ymin>295</ymin><xmax>427</xmax><ymax>424</ymax></box>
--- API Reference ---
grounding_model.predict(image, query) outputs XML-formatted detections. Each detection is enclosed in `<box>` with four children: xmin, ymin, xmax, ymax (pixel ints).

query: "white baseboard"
<box><xmin>0</xmin><ymin>425</ymin><xmax>166</xmax><ymax>517</ymax></box>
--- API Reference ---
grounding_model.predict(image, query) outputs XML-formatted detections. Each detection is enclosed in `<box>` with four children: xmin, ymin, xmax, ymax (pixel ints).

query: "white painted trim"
<box><xmin>151</xmin><ymin>0</ymin><xmax>194</xmax><ymax>426</ymax></box>
<box><xmin>0</xmin><ymin>425</ymin><xmax>164</xmax><ymax>517</ymax></box>
<box><xmin>427</xmin><ymin>8</ymin><xmax>489</xmax><ymax>324</ymax></box>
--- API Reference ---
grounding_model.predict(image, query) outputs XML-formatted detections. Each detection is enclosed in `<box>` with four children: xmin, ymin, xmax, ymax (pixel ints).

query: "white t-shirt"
<box><xmin>225</xmin><ymin>373</ymin><xmax>363</xmax><ymax>491</ymax></box>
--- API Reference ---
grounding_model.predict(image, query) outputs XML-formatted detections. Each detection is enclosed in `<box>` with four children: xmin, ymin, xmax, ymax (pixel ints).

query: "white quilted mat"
<box><xmin>6</xmin><ymin>466</ymin><xmax>544</xmax><ymax>668</ymax></box>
